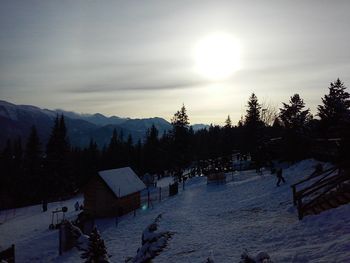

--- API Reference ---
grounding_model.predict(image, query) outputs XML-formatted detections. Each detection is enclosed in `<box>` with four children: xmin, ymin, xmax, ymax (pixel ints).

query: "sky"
<box><xmin>1</xmin><ymin>0</ymin><xmax>350</xmax><ymax>125</ymax></box>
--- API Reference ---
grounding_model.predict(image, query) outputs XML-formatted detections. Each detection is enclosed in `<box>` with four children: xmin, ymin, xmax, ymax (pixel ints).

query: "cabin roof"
<box><xmin>98</xmin><ymin>167</ymin><xmax>146</xmax><ymax>198</ymax></box>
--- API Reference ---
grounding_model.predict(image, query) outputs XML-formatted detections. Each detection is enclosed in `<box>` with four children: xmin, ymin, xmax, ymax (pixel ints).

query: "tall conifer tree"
<box><xmin>318</xmin><ymin>78</ymin><xmax>350</xmax><ymax>132</ymax></box>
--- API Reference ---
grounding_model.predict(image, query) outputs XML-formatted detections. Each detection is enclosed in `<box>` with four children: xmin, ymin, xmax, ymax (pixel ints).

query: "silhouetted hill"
<box><xmin>0</xmin><ymin>100</ymin><xmax>173</xmax><ymax>149</ymax></box>
<box><xmin>0</xmin><ymin>100</ymin><xmax>210</xmax><ymax>149</ymax></box>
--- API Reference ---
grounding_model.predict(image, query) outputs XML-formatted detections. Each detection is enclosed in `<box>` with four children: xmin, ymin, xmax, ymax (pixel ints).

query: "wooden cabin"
<box><xmin>84</xmin><ymin>167</ymin><xmax>146</xmax><ymax>217</ymax></box>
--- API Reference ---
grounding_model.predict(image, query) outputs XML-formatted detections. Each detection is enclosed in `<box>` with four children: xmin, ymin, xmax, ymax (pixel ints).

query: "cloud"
<box><xmin>64</xmin><ymin>79</ymin><xmax>209</xmax><ymax>93</ymax></box>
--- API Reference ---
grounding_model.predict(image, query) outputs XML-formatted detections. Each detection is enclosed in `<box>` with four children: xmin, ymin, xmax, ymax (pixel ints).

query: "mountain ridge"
<box><xmin>0</xmin><ymin>100</ymin><xmax>209</xmax><ymax>149</ymax></box>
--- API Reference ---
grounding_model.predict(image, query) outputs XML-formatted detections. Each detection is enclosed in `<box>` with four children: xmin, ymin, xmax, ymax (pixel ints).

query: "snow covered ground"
<box><xmin>1</xmin><ymin>159</ymin><xmax>349</xmax><ymax>262</ymax></box>
<box><xmin>0</xmin><ymin>197</ymin><xmax>83</xmax><ymax>262</ymax></box>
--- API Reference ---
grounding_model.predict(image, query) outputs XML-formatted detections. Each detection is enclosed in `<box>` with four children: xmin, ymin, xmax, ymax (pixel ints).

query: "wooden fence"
<box><xmin>291</xmin><ymin>167</ymin><xmax>350</xmax><ymax>220</ymax></box>
<box><xmin>140</xmin><ymin>181</ymin><xmax>181</xmax><ymax>209</ymax></box>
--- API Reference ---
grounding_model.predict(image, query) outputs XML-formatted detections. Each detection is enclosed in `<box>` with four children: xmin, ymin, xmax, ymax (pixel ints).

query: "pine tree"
<box><xmin>45</xmin><ymin>115</ymin><xmax>71</xmax><ymax>198</ymax></box>
<box><xmin>24</xmin><ymin>126</ymin><xmax>42</xmax><ymax>172</ymax></box>
<box><xmin>85</xmin><ymin>138</ymin><xmax>99</xmax><ymax>182</ymax></box>
<box><xmin>144</xmin><ymin>125</ymin><xmax>160</xmax><ymax>173</ymax></box>
<box><xmin>108</xmin><ymin>129</ymin><xmax>119</xmax><ymax>153</ymax></box>
<box><xmin>171</xmin><ymin>104</ymin><xmax>190</xmax><ymax>170</ymax></box>
<box><xmin>243</xmin><ymin>93</ymin><xmax>264</xmax><ymax>158</ymax></box>
<box><xmin>224</xmin><ymin>115</ymin><xmax>232</xmax><ymax>129</ymax></box>
<box><xmin>171</xmin><ymin>104</ymin><xmax>190</xmax><ymax>129</ymax></box>
<box><xmin>13</xmin><ymin>136</ymin><xmax>23</xmax><ymax>165</ymax></box>
<box><xmin>105</xmin><ymin>129</ymin><xmax>121</xmax><ymax>168</ymax></box>
<box><xmin>125</xmin><ymin>134</ymin><xmax>134</xmax><ymax>166</ymax></box>
<box><xmin>81</xmin><ymin>227</ymin><xmax>110</xmax><ymax>263</ymax></box>
<box><xmin>46</xmin><ymin>115</ymin><xmax>70</xmax><ymax>161</ymax></box>
<box><xmin>318</xmin><ymin>78</ymin><xmax>350</xmax><ymax>131</ymax></box>
<box><xmin>244</xmin><ymin>93</ymin><xmax>262</xmax><ymax>127</ymax></box>
<box><xmin>279</xmin><ymin>94</ymin><xmax>311</xmax><ymax>132</ymax></box>
<box><xmin>279</xmin><ymin>94</ymin><xmax>312</xmax><ymax>161</ymax></box>
<box><xmin>146</xmin><ymin>125</ymin><xmax>159</xmax><ymax>145</ymax></box>
<box><xmin>0</xmin><ymin>139</ymin><xmax>14</xmax><ymax>207</ymax></box>
<box><xmin>23</xmin><ymin>125</ymin><xmax>43</xmax><ymax>202</ymax></box>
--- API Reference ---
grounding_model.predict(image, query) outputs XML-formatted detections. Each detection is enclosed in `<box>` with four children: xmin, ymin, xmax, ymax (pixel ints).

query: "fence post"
<box><xmin>59</xmin><ymin>224</ymin><xmax>62</xmax><ymax>255</ymax></box>
<box><xmin>147</xmin><ymin>189</ymin><xmax>150</xmax><ymax>208</ymax></box>
<box><xmin>292</xmin><ymin>186</ymin><xmax>297</xmax><ymax>206</ymax></box>
<box><xmin>183</xmin><ymin>180</ymin><xmax>185</xmax><ymax>190</ymax></box>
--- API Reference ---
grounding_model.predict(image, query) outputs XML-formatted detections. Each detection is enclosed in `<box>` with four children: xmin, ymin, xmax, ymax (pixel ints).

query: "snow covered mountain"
<box><xmin>0</xmin><ymin>100</ymin><xmax>172</xmax><ymax>148</ymax></box>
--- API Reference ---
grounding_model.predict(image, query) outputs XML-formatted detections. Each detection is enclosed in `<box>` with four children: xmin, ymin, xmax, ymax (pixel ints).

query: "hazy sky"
<box><xmin>1</xmin><ymin>0</ymin><xmax>350</xmax><ymax>124</ymax></box>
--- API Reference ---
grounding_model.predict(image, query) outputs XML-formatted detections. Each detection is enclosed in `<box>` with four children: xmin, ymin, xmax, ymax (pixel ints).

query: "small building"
<box><xmin>84</xmin><ymin>167</ymin><xmax>146</xmax><ymax>217</ymax></box>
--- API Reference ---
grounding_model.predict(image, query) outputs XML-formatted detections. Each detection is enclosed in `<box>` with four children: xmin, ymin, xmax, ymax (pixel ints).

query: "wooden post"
<box><xmin>292</xmin><ymin>186</ymin><xmax>297</xmax><ymax>206</ymax></box>
<box><xmin>147</xmin><ymin>189</ymin><xmax>150</xmax><ymax>208</ymax></box>
<box><xmin>183</xmin><ymin>179</ymin><xmax>185</xmax><ymax>190</ymax></box>
<box><xmin>159</xmin><ymin>187</ymin><xmax>161</xmax><ymax>202</ymax></box>
<box><xmin>59</xmin><ymin>224</ymin><xmax>62</xmax><ymax>255</ymax></box>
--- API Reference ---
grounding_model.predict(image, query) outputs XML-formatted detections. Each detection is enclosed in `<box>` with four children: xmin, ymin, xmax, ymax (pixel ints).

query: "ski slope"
<box><xmin>1</xmin><ymin>159</ymin><xmax>349</xmax><ymax>262</ymax></box>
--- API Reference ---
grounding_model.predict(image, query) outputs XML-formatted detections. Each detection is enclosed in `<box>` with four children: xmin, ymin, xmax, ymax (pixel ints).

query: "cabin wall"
<box><xmin>84</xmin><ymin>177</ymin><xmax>118</xmax><ymax>217</ymax></box>
<box><xmin>84</xmin><ymin>177</ymin><xmax>141</xmax><ymax>217</ymax></box>
<box><xmin>118</xmin><ymin>192</ymin><xmax>141</xmax><ymax>215</ymax></box>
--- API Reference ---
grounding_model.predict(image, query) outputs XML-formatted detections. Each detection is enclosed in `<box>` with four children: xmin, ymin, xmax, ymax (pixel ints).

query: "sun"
<box><xmin>194</xmin><ymin>33</ymin><xmax>241</xmax><ymax>80</ymax></box>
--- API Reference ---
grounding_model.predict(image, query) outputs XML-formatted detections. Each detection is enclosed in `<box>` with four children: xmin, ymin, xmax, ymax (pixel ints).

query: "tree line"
<box><xmin>0</xmin><ymin>78</ymin><xmax>349</xmax><ymax>209</ymax></box>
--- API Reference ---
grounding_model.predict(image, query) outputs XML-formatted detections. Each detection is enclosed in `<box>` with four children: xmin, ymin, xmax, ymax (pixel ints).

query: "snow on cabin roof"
<box><xmin>98</xmin><ymin>167</ymin><xmax>146</xmax><ymax>198</ymax></box>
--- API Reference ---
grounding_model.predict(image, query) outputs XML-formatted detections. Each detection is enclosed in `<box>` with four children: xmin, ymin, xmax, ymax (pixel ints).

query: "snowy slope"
<box><xmin>0</xmin><ymin>159</ymin><xmax>349</xmax><ymax>262</ymax></box>
<box><xmin>0</xmin><ymin>197</ymin><xmax>83</xmax><ymax>262</ymax></box>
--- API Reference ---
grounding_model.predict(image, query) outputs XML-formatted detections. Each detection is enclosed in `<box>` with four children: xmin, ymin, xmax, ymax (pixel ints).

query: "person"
<box><xmin>74</xmin><ymin>201</ymin><xmax>79</xmax><ymax>211</ymax></box>
<box><xmin>276</xmin><ymin>168</ymin><xmax>286</xmax><ymax>186</ymax></box>
<box><xmin>255</xmin><ymin>159</ymin><xmax>263</xmax><ymax>176</ymax></box>
<box><xmin>42</xmin><ymin>199</ymin><xmax>48</xmax><ymax>212</ymax></box>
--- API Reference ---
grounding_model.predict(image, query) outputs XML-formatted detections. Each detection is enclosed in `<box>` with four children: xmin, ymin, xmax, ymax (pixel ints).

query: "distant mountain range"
<box><xmin>0</xmin><ymin>100</ymin><xmax>209</xmax><ymax>149</ymax></box>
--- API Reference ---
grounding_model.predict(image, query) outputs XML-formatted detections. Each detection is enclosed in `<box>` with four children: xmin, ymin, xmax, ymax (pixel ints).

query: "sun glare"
<box><xmin>195</xmin><ymin>33</ymin><xmax>241</xmax><ymax>80</ymax></box>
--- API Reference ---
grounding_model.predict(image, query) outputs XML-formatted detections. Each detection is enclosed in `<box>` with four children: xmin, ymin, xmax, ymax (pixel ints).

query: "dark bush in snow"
<box><xmin>240</xmin><ymin>249</ymin><xmax>273</xmax><ymax>263</ymax></box>
<box><xmin>132</xmin><ymin>214</ymin><xmax>174</xmax><ymax>263</ymax></box>
<box><xmin>81</xmin><ymin>227</ymin><xmax>110</xmax><ymax>263</ymax></box>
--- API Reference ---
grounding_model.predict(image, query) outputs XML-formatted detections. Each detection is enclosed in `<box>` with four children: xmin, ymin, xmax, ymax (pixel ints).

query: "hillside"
<box><xmin>0</xmin><ymin>159</ymin><xmax>349</xmax><ymax>262</ymax></box>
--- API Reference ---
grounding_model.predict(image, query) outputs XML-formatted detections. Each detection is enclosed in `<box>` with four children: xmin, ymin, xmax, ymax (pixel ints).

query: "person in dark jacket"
<box><xmin>42</xmin><ymin>199</ymin><xmax>48</xmax><ymax>212</ymax></box>
<box><xmin>276</xmin><ymin>168</ymin><xmax>286</xmax><ymax>186</ymax></box>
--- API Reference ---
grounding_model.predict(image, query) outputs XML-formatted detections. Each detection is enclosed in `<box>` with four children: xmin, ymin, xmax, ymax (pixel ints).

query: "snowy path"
<box><xmin>0</xmin><ymin>159</ymin><xmax>349</xmax><ymax>262</ymax></box>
